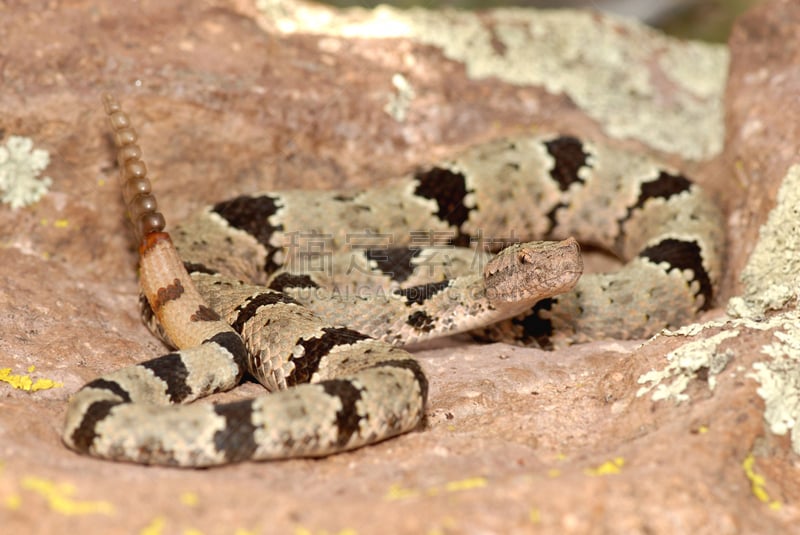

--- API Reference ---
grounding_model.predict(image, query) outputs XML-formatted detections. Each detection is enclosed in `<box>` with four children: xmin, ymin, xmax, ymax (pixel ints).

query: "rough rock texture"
<box><xmin>1</xmin><ymin>0</ymin><xmax>799</xmax><ymax>532</ymax></box>
<box><xmin>721</xmin><ymin>0</ymin><xmax>800</xmax><ymax>298</ymax></box>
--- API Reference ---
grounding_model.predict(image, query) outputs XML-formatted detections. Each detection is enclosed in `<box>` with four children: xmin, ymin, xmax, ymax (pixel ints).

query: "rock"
<box><xmin>721</xmin><ymin>0</ymin><xmax>800</xmax><ymax>298</ymax></box>
<box><xmin>1</xmin><ymin>0</ymin><xmax>798</xmax><ymax>533</ymax></box>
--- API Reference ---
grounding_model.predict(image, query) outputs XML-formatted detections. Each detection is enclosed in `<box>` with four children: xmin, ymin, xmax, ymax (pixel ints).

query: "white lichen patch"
<box><xmin>660</xmin><ymin>311</ymin><xmax>788</xmax><ymax>339</ymax></box>
<box><xmin>749</xmin><ymin>310</ymin><xmax>800</xmax><ymax>455</ymax></box>
<box><xmin>384</xmin><ymin>73</ymin><xmax>416</xmax><ymax>122</ymax></box>
<box><xmin>728</xmin><ymin>164</ymin><xmax>800</xmax><ymax>319</ymax></box>
<box><xmin>0</xmin><ymin>136</ymin><xmax>52</xmax><ymax>209</ymax></box>
<box><xmin>720</xmin><ymin>164</ymin><xmax>800</xmax><ymax>454</ymax></box>
<box><xmin>637</xmin><ymin>330</ymin><xmax>738</xmax><ymax>403</ymax></box>
<box><xmin>661</xmin><ymin>321</ymin><xmax>718</xmax><ymax>338</ymax></box>
<box><xmin>254</xmin><ymin>0</ymin><xmax>727</xmax><ymax>160</ymax></box>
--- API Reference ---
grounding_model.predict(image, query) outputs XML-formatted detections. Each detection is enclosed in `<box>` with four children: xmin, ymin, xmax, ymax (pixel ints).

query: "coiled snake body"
<box><xmin>62</xmin><ymin>97</ymin><xmax>723</xmax><ymax>466</ymax></box>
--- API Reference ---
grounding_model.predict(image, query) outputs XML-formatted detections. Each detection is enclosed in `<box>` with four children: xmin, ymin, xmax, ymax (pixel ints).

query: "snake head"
<box><xmin>483</xmin><ymin>237</ymin><xmax>583</xmax><ymax>304</ymax></box>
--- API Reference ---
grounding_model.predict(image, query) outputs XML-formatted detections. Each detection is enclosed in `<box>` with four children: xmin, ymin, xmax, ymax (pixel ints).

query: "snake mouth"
<box><xmin>487</xmin><ymin>267</ymin><xmax>582</xmax><ymax>305</ymax></box>
<box><xmin>541</xmin><ymin>268</ymin><xmax>582</xmax><ymax>294</ymax></box>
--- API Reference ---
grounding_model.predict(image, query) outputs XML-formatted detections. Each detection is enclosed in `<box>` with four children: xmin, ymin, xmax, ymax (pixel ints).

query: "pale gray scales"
<box><xmin>62</xmin><ymin>97</ymin><xmax>723</xmax><ymax>466</ymax></box>
<box><xmin>176</xmin><ymin>135</ymin><xmax>723</xmax><ymax>346</ymax></box>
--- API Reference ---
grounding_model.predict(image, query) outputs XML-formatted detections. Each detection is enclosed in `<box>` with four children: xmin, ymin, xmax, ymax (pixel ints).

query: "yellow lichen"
<box><xmin>180</xmin><ymin>491</ymin><xmax>199</xmax><ymax>506</ymax></box>
<box><xmin>385</xmin><ymin>476</ymin><xmax>488</xmax><ymax>500</ymax></box>
<box><xmin>140</xmin><ymin>516</ymin><xmax>166</xmax><ymax>535</ymax></box>
<box><xmin>584</xmin><ymin>457</ymin><xmax>624</xmax><ymax>476</ymax></box>
<box><xmin>0</xmin><ymin>368</ymin><xmax>32</xmax><ymax>390</ymax></box>
<box><xmin>31</xmin><ymin>377</ymin><xmax>62</xmax><ymax>391</ymax></box>
<box><xmin>4</xmin><ymin>493</ymin><xmax>22</xmax><ymax>510</ymax></box>
<box><xmin>742</xmin><ymin>454</ymin><xmax>781</xmax><ymax>510</ymax></box>
<box><xmin>293</xmin><ymin>528</ymin><xmax>357</xmax><ymax>535</ymax></box>
<box><xmin>0</xmin><ymin>367</ymin><xmax>62</xmax><ymax>392</ymax></box>
<box><xmin>442</xmin><ymin>476</ymin><xmax>487</xmax><ymax>492</ymax></box>
<box><xmin>22</xmin><ymin>476</ymin><xmax>115</xmax><ymax>516</ymax></box>
<box><xmin>384</xmin><ymin>483</ymin><xmax>418</xmax><ymax>500</ymax></box>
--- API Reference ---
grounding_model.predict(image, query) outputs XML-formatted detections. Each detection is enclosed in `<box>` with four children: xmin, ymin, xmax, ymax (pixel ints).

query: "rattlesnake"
<box><xmin>62</xmin><ymin>96</ymin><xmax>724</xmax><ymax>466</ymax></box>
